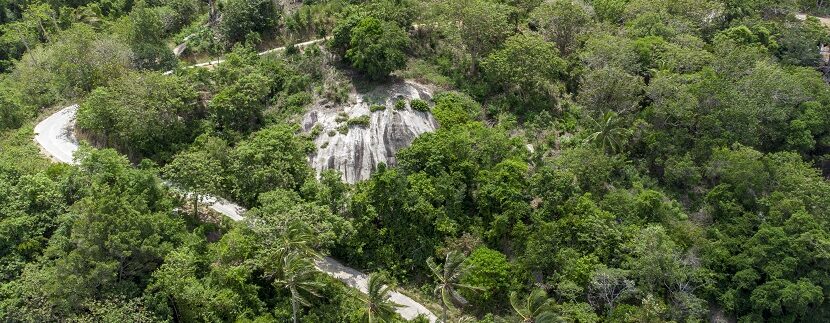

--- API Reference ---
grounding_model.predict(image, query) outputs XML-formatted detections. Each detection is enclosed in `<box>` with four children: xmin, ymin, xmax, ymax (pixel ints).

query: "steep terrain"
<box><xmin>303</xmin><ymin>80</ymin><xmax>438</xmax><ymax>183</ymax></box>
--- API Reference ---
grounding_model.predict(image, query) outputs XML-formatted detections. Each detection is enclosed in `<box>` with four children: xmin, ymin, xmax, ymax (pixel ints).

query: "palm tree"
<box><xmin>426</xmin><ymin>251</ymin><xmax>482</xmax><ymax>323</ymax></box>
<box><xmin>273</xmin><ymin>253</ymin><xmax>324</xmax><ymax>323</ymax></box>
<box><xmin>353</xmin><ymin>274</ymin><xmax>402</xmax><ymax>323</ymax></box>
<box><xmin>275</xmin><ymin>220</ymin><xmax>321</xmax><ymax>259</ymax></box>
<box><xmin>583</xmin><ymin>111</ymin><xmax>630</xmax><ymax>154</ymax></box>
<box><xmin>510</xmin><ymin>289</ymin><xmax>560</xmax><ymax>323</ymax></box>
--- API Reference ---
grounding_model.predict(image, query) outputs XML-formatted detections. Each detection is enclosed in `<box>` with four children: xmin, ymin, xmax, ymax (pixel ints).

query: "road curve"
<box><xmin>34</xmin><ymin>107</ymin><xmax>436</xmax><ymax>322</ymax></box>
<box><xmin>34</xmin><ymin>105</ymin><xmax>79</xmax><ymax>164</ymax></box>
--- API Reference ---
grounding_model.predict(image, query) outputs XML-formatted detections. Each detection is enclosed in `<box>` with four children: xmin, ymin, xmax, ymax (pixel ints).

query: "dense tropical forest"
<box><xmin>3</xmin><ymin>0</ymin><xmax>830</xmax><ymax>321</ymax></box>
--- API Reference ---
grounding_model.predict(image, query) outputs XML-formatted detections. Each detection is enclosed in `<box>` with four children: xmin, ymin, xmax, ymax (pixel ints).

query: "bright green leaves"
<box><xmin>482</xmin><ymin>34</ymin><xmax>566</xmax><ymax>115</ymax></box>
<box><xmin>229</xmin><ymin>125</ymin><xmax>314</xmax><ymax>207</ymax></box>
<box><xmin>344</xmin><ymin>17</ymin><xmax>409</xmax><ymax>80</ymax></box>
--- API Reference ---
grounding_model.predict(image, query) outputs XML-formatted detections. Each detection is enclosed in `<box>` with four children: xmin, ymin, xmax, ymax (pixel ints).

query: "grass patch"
<box><xmin>369</xmin><ymin>104</ymin><xmax>386</xmax><ymax>112</ymax></box>
<box><xmin>396</xmin><ymin>58</ymin><xmax>453</xmax><ymax>89</ymax></box>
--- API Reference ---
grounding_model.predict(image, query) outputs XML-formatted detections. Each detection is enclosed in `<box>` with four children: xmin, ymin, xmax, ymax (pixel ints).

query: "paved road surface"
<box><xmin>34</xmin><ymin>105</ymin><xmax>79</xmax><ymax>164</ymax></box>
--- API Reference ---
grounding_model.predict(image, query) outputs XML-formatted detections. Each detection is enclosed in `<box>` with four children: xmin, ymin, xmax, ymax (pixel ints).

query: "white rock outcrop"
<box><xmin>303</xmin><ymin>81</ymin><xmax>437</xmax><ymax>183</ymax></box>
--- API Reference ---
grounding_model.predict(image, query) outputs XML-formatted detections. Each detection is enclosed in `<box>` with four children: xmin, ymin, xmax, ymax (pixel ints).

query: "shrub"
<box><xmin>328</xmin><ymin>130</ymin><xmax>337</xmax><ymax>137</ymax></box>
<box><xmin>460</xmin><ymin>247</ymin><xmax>512</xmax><ymax>310</ymax></box>
<box><xmin>370</xmin><ymin>104</ymin><xmax>386</xmax><ymax>112</ymax></box>
<box><xmin>343</xmin><ymin>17</ymin><xmax>409</xmax><ymax>79</ymax></box>
<box><xmin>337</xmin><ymin>124</ymin><xmax>349</xmax><ymax>134</ymax></box>
<box><xmin>395</xmin><ymin>99</ymin><xmax>406</xmax><ymax>110</ymax></box>
<box><xmin>347</xmin><ymin>115</ymin><xmax>371</xmax><ymax>128</ymax></box>
<box><xmin>410</xmin><ymin>99</ymin><xmax>429</xmax><ymax>112</ymax></box>
<box><xmin>310</xmin><ymin>124</ymin><xmax>322</xmax><ymax>138</ymax></box>
<box><xmin>335</xmin><ymin>112</ymin><xmax>349</xmax><ymax>123</ymax></box>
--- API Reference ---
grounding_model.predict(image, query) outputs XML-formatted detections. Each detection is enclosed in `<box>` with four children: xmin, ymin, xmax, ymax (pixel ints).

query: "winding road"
<box><xmin>32</xmin><ymin>41</ymin><xmax>437</xmax><ymax>322</ymax></box>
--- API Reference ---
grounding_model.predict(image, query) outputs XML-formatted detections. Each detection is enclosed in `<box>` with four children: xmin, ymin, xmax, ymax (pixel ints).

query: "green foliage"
<box><xmin>344</xmin><ymin>17</ymin><xmax>409</xmax><ymax>79</ymax></box>
<box><xmin>218</xmin><ymin>0</ymin><xmax>279</xmax><ymax>45</ymax></box>
<box><xmin>230</xmin><ymin>124</ymin><xmax>314</xmax><ymax>206</ymax></box>
<box><xmin>430</xmin><ymin>91</ymin><xmax>482</xmax><ymax>129</ymax></box>
<box><xmin>577</xmin><ymin>66</ymin><xmax>644</xmax><ymax>116</ymax></box>
<box><xmin>162</xmin><ymin>135</ymin><xmax>229</xmax><ymax>215</ymax></box>
<box><xmin>347</xmin><ymin>115</ymin><xmax>371</xmax><ymax>128</ymax></box>
<box><xmin>77</xmin><ymin>72</ymin><xmax>199</xmax><ymax>161</ymax></box>
<box><xmin>248</xmin><ymin>189</ymin><xmax>354</xmax><ymax>249</ymax></box>
<box><xmin>209</xmin><ymin>71</ymin><xmax>273</xmax><ymax>133</ymax></box>
<box><xmin>394</xmin><ymin>99</ymin><xmax>406</xmax><ymax>110</ymax></box>
<box><xmin>482</xmin><ymin>34</ymin><xmax>566</xmax><ymax>114</ymax></box>
<box><xmin>10</xmin><ymin>24</ymin><xmax>132</xmax><ymax>106</ymax></box>
<box><xmin>410</xmin><ymin>99</ymin><xmax>429</xmax><ymax>112</ymax></box>
<box><xmin>459</xmin><ymin>0</ymin><xmax>514</xmax><ymax>59</ymax></box>
<box><xmin>0</xmin><ymin>87</ymin><xmax>30</xmax><ymax>130</ymax></box>
<box><xmin>4</xmin><ymin>2</ymin><xmax>830</xmax><ymax>322</ymax></box>
<box><xmin>460</xmin><ymin>247</ymin><xmax>511</xmax><ymax>311</ymax></box>
<box><xmin>529</xmin><ymin>0</ymin><xmax>594</xmax><ymax>56</ymax></box>
<box><xmin>122</xmin><ymin>6</ymin><xmax>175</xmax><ymax>70</ymax></box>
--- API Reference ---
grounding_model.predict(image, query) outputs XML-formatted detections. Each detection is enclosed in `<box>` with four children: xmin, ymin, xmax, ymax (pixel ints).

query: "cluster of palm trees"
<box><xmin>426</xmin><ymin>251</ymin><xmax>561</xmax><ymax>323</ymax></box>
<box><xmin>266</xmin><ymin>220</ymin><xmax>403</xmax><ymax>323</ymax></box>
<box><xmin>268</xmin><ymin>222</ymin><xmax>561</xmax><ymax>323</ymax></box>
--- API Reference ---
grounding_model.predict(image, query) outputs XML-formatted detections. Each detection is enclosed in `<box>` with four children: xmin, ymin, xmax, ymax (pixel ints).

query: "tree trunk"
<box><xmin>193</xmin><ymin>193</ymin><xmax>199</xmax><ymax>219</ymax></box>
<box><xmin>13</xmin><ymin>25</ymin><xmax>37</xmax><ymax>65</ymax></box>
<box><xmin>442</xmin><ymin>303</ymin><xmax>447</xmax><ymax>323</ymax></box>
<box><xmin>292</xmin><ymin>295</ymin><xmax>299</xmax><ymax>323</ymax></box>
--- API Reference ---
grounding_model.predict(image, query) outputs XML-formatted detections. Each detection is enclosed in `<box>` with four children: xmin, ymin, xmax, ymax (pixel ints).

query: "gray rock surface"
<box><xmin>303</xmin><ymin>80</ymin><xmax>438</xmax><ymax>183</ymax></box>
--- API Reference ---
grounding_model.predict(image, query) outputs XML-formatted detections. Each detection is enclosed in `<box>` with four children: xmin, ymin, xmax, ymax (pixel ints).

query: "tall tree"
<box><xmin>426</xmin><ymin>251</ymin><xmax>481</xmax><ymax>322</ymax></box>
<box><xmin>529</xmin><ymin>0</ymin><xmax>594</xmax><ymax>56</ymax></box>
<box><xmin>272</xmin><ymin>253</ymin><xmax>323</xmax><ymax>323</ymax></box>
<box><xmin>583</xmin><ymin>111</ymin><xmax>630</xmax><ymax>154</ymax></box>
<box><xmin>509</xmin><ymin>288</ymin><xmax>559</xmax><ymax>323</ymax></box>
<box><xmin>162</xmin><ymin>135</ymin><xmax>228</xmax><ymax>218</ymax></box>
<box><xmin>344</xmin><ymin>17</ymin><xmax>409</xmax><ymax>80</ymax></box>
<box><xmin>353</xmin><ymin>274</ymin><xmax>402</xmax><ymax>323</ymax></box>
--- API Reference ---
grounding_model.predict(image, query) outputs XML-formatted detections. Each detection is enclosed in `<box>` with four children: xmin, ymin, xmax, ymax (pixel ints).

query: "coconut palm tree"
<box><xmin>275</xmin><ymin>220</ymin><xmax>321</xmax><ymax>259</ymax></box>
<box><xmin>273</xmin><ymin>253</ymin><xmax>324</xmax><ymax>323</ymax></box>
<box><xmin>510</xmin><ymin>288</ymin><xmax>560</xmax><ymax>323</ymax></box>
<box><xmin>426</xmin><ymin>251</ymin><xmax>482</xmax><ymax>323</ymax></box>
<box><xmin>353</xmin><ymin>274</ymin><xmax>402</xmax><ymax>323</ymax></box>
<box><xmin>584</xmin><ymin>111</ymin><xmax>630</xmax><ymax>154</ymax></box>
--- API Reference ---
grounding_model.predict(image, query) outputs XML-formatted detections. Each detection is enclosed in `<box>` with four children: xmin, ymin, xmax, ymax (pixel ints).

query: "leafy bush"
<box><xmin>347</xmin><ymin>115</ymin><xmax>371</xmax><ymax>128</ymax></box>
<box><xmin>343</xmin><ymin>17</ymin><xmax>409</xmax><ymax>79</ymax></box>
<box><xmin>460</xmin><ymin>247</ymin><xmax>512</xmax><ymax>310</ymax></box>
<box><xmin>310</xmin><ymin>124</ymin><xmax>322</xmax><ymax>138</ymax></box>
<box><xmin>369</xmin><ymin>104</ymin><xmax>386</xmax><ymax>112</ymax></box>
<box><xmin>410</xmin><ymin>99</ymin><xmax>429</xmax><ymax>112</ymax></box>
<box><xmin>395</xmin><ymin>99</ymin><xmax>406</xmax><ymax>110</ymax></box>
<box><xmin>335</xmin><ymin>112</ymin><xmax>349</xmax><ymax>123</ymax></box>
<box><xmin>218</xmin><ymin>0</ymin><xmax>279</xmax><ymax>45</ymax></box>
<box><xmin>337</xmin><ymin>124</ymin><xmax>349</xmax><ymax>134</ymax></box>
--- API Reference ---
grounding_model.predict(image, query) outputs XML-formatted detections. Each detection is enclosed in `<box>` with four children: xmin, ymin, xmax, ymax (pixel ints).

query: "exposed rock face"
<box><xmin>302</xmin><ymin>81</ymin><xmax>437</xmax><ymax>183</ymax></box>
